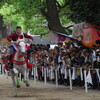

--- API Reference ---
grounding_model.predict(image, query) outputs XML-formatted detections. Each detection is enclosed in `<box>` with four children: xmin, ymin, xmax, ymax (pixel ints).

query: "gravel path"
<box><xmin>0</xmin><ymin>75</ymin><xmax>100</xmax><ymax>100</ymax></box>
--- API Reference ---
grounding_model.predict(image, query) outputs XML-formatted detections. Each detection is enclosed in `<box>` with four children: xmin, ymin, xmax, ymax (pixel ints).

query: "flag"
<box><xmin>86</xmin><ymin>70</ymin><xmax>93</xmax><ymax>84</ymax></box>
<box><xmin>72</xmin><ymin>67</ymin><xmax>76</xmax><ymax>80</ymax></box>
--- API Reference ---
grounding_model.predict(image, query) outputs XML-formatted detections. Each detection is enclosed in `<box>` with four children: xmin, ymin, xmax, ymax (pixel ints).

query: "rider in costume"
<box><xmin>7</xmin><ymin>26</ymin><xmax>33</xmax><ymax>69</ymax></box>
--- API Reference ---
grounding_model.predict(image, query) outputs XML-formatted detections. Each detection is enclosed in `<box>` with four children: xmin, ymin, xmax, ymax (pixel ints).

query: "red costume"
<box><xmin>7</xmin><ymin>33</ymin><xmax>33</xmax><ymax>41</ymax></box>
<box><xmin>4</xmin><ymin>33</ymin><xmax>33</xmax><ymax>71</ymax></box>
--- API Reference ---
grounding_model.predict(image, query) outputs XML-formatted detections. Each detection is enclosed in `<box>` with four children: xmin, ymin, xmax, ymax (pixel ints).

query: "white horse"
<box><xmin>10</xmin><ymin>39</ymin><xmax>30</xmax><ymax>96</ymax></box>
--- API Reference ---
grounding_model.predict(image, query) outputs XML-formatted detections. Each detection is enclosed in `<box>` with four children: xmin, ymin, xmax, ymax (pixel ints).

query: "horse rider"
<box><xmin>7</xmin><ymin>26</ymin><xmax>33</xmax><ymax>69</ymax></box>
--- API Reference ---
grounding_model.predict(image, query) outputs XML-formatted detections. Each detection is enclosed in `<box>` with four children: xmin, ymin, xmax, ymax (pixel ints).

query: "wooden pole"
<box><xmin>84</xmin><ymin>70</ymin><xmax>88</xmax><ymax>93</ymax></box>
<box><xmin>68</xmin><ymin>68</ymin><xmax>72</xmax><ymax>90</ymax></box>
<box><xmin>44</xmin><ymin>68</ymin><xmax>47</xmax><ymax>85</ymax></box>
<box><xmin>55</xmin><ymin>68</ymin><xmax>58</xmax><ymax>87</ymax></box>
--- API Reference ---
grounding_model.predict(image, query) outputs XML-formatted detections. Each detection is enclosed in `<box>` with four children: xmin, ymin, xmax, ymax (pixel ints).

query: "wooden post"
<box><xmin>50</xmin><ymin>66</ymin><xmax>53</xmax><ymax>80</ymax></box>
<box><xmin>84</xmin><ymin>70</ymin><xmax>88</xmax><ymax>93</ymax></box>
<box><xmin>0</xmin><ymin>63</ymin><xmax>2</xmax><ymax>75</ymax></box>
<box><xmin>68</xmin><ymin>68</ymin><xmax>72</xmax><ymax>90</ymax></box>
<box><xmin>34</xmin><ymin>67</ymin><xmax>36</xmax><ymax>84</ymax></box>
<box><xmin>55</xmin><ymin>68</ymin><xmax>58</xmax><ymax>87</ymax></box>
<box><xmin>44</xmin><ymin>68</ymin><xmax>47</xmax><ymax>85</ymax></box>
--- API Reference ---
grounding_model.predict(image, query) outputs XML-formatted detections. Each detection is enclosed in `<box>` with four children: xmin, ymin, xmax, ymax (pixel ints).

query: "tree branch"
<box><xmin>63</xmin><ymin>25</ymin><xmax>73</xmax><ymax>29</ymax></box>
<box><xmin>40</xmin><ymin>32</ymin><xmax>49</xmax><ymax>38</ymax></box>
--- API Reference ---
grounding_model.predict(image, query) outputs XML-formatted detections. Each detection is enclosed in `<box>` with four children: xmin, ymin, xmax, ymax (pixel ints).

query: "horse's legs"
<box><xmin>10</xmin><ymin>70</ymin><xmax>16</xmax><ymax>88</ymax></box>
<box><xmin>23</xmin><ymin>69</ymin><xmax>27</xmax><ymax>81</ymax></box>
<box><xmin>10</xmin><ymin>70</ymin><xmax>17</xmax><ymax>96</ymax></box>
<box><xmin>23</xmin><ymin>68</ymin><xmax>30</xmax><ymax>87</ymax></box>
<box><xmin>15</xmin><ymin>73</ymin><xmax>21</xmax><ymax>88</ymax></box>
<box><xmin>26</xmin><ymin>69</ymin><xmax>30</xmax><ymax>87</ymax></box>
<box><xmin>22</xmin><ymin>68</ymin><xmax>26</xmax><ymax>83</ymax></box>
<box><xmin>13</xmin><ymin>66</ymin><xmax>21</xmax><ymax>88</ymax></box>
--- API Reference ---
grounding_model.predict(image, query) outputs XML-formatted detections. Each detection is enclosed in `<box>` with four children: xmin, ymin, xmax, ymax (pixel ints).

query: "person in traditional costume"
<box><xmin>7</xmin><ymin>26</ymin><xmax>33</xmax><ymax>69</ymax></box>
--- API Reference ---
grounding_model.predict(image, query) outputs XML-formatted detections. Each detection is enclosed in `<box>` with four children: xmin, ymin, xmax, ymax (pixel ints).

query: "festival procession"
<box><xmin>0</xmin><ymin>0</ymin><xmax>100</xmax><ymax>100</ymax></box>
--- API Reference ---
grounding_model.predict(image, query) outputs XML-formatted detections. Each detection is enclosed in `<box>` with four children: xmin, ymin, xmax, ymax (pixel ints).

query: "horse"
<box><xmin>10</xmin><ymin>39</ymin><xmax>30</xmax><ymax>96</ymax></box>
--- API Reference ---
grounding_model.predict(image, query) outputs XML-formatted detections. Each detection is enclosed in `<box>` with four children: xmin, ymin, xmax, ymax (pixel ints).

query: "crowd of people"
<box><xmin>28</xmin><ymin>41</ymin><xmax>100</xmax><ymax>89</ymax></box>
<box><xmin>0</xmin><ymin>40</ymin><xmax>100</xmax><ymax>90</ymax></box>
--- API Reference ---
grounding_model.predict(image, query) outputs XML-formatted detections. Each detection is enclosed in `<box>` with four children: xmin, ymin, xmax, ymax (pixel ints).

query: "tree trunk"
<box><xmin>0</xmin><ymin>16</ymin><xmax>12</xmax><ymax>38</ymax></box>
<box><xmin>2</xmin><ymin>24</ymin><xmax>12</xmax><ymax>38</ymax></box>
<box><xmin>41</xmin><ymin>0</ymin><xmax>66</xmax><ymax>34</ymax></box>
<box><xmin>0</xmin><ymin>16</ymin><xmax>3</xmax><ymax>39</ymax></box>
<box><xmin>0</xmin><ymin>16</ymin><xmax>12</xmax><ymax>47</ymax></box>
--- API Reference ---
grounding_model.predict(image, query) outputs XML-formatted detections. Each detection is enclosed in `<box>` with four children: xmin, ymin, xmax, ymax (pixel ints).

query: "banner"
<box><xmin>58</xmin><ymin>35</ymin><xmax>66</xmax><ymax>42</ymax></box>
<box><xmin>49</xmin><ymin>31</ymin><xmax>58</xmax><ymax>43</ymax></box>
<box><xmin>86</xmin><ymin>70</ymin><xmax>93</xmax><ymax>84</ymax></box>
<box><xmin>73</xmin><ymin>22</ymin><xmax>84</xmax><ymax>37</ymax></box>
<box><xmin>82</xmin><ymin>28</ymin><xmax>100</xmax><ymax>47</ymax></box>
<box><xmin>49</xmin><ymin>31</ymin><xmax>66</xmax><ymax>43</ymax></box>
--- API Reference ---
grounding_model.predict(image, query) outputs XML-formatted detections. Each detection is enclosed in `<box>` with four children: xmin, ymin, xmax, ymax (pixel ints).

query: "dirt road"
<box><xmin>0</xmin><ymin>75</ymin><xmax>100</xmax><ymax>100</ymax></box>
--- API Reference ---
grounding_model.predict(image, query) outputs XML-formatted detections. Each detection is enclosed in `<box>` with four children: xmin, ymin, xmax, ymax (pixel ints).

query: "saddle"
<box><xmin>3</xmin><ymin>54</ymin><xmax>33</xmax><ymax>71</ymax></box>
<box><xmin>3</xmin><ymin>46</ymin><xmax>33</xmax><ymax>71</ymax></box>
<box><xmin>2</xmin><ymin>41</ymin><xmax>33</xmax><ymax>71</ymax></box>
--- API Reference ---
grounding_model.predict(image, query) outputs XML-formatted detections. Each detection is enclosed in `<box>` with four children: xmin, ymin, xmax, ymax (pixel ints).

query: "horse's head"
<box><xmin>17</xmin><ymin>39</ymin><xmax>27</xmax><ymax>55</ymax></box>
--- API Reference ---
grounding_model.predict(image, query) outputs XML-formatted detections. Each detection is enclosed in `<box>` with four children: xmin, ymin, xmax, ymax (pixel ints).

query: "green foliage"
<box><xmin>0</xmin><ymin>0</ymin><xmax>47</xmax><ymax>34</ymax></box>
<box><xmin>68</xmin><ymin>0</ymin><xmax>100</xmax><ymax>25</ymax></box>
<box><xmin>1</xmin><ymin>0</ymin><xmax>100</xmax><ymax>37</ymax></box>
<box><xmin>0</xmin><ymin>0</ymin><xmax>71</xmax><ymax>35</ymax></box>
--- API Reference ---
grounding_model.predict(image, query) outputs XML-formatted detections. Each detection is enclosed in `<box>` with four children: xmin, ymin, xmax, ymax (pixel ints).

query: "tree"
<box><xmin>68</xmin><ymin>0</ymin><xmax>100</xmax><ymax>25</ymax></box>
<box><xmin>41</xmin><ymin>0</ymin><xmax>67</xmax><ymax>34</ymax></box>
<box><xmin>0</xmin><ymin>16</ymin><xmax>3</xmax><ymax>39</ymax></box>
<box><xmin>0</xmin><ymin>0</ymin><xmax>71</xmax><ymax>35</ymax></box>
<box><xmin>0</xmin><ymin>2</ymin><xmax>12</xmax><ymax>39</ymax></box>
